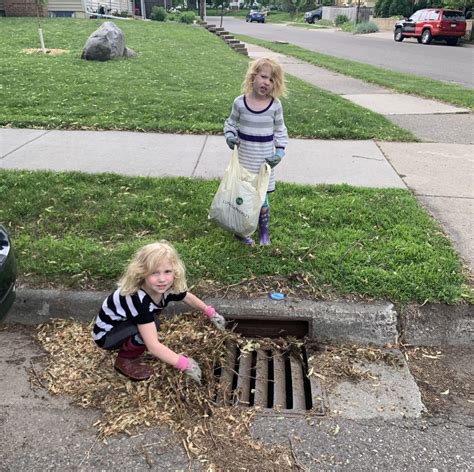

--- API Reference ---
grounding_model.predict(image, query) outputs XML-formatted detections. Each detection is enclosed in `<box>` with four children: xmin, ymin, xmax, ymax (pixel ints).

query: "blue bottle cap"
<box><xmin>269</xmin><ymin>292</ymin><xmax>286</xmax><ymax>301</ymax></box>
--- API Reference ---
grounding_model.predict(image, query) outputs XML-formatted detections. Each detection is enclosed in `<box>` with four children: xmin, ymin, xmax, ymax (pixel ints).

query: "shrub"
<box><xmin>180</xmin><ymin>11</ymin><xmax>196</xmax><ymax>23</ymax></box>
<box><xmin>354</xmin><ymin>21</ymin><xmax>380</xmax><ymax>33</ymax></box>
<box><xmin>112</xmin><ymin>10</ymin><xmax>130</xmax><ymax>17</ymax></box>
<box><xmin>335</xmin><ymin>14</ymin><xmax>349</xmax><ymax>26</ymax></box>
<box><xmin>340</xmin><ymin>20</ymin><xmax>355</xmax><ymax>31</ymax></box>
<box><xmin>167</xmin><ymin>11</ymin><xmax>179</xmax><ymax>21</ymax></box>
<box><xmin>318</xmin><ymin>19</ymin><xmax>334</xmax><ymax>26</ymax></box>
<box><xmin>150</xmin><ymin>6</ymin><xmax>167</xmax><ymax>21</ymax></box>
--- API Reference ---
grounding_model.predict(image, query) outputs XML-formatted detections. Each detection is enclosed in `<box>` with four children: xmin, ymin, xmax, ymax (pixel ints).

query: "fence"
<box><xmin>322</xmin><ymin>6</ymin><xmax>373</xmax><ymax>23</ymax></box>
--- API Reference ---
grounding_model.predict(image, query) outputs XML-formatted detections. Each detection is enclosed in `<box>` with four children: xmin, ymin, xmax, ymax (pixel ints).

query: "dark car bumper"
<box><xmin>0</xmin><ymin>227</ymin><xmax>17</xmax><ymax>320</ymax></box>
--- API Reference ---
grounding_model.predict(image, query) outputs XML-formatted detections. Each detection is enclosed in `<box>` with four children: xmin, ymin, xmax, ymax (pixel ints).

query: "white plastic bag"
<box><xmin>208</xmin><ymin>149</ymin><xmax>270</xmax><ymax>238</ymax></box>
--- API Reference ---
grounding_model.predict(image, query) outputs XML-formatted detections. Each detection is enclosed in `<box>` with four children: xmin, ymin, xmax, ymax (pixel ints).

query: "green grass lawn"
<box><xmin>0</xmin><ymin>18</ymin><xmax>413</xmax><ymax>141</ymax></box>
<box><xmin>235</xmin><ymin>35</ymin><xmax>474</xmax><ymax>110</ymax></box>
<box><xmin>1</xmin><ymin>169</ymin><xmax>470</xmax><ymax>305</ymax></box>
<box><xmin>1</xmin><ymin>18</ymin><xmax>471</xmax><ymax>306</ymax></box>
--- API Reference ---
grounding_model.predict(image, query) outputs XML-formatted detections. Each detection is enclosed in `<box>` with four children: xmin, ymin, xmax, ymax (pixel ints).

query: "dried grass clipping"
<box><xmin>308</xmin><ymin>344</ymin><xmax>404</xmax><ymax>390</ymax></box>
<box><xmin>33</xmin><ymin>316</ymin><xmax>297</xmax><ymax>471</ymax></box>
<box><xmin>22</xmin><ymin>48</ymin><xmax>69</xmax><ymax>56</ymax></box>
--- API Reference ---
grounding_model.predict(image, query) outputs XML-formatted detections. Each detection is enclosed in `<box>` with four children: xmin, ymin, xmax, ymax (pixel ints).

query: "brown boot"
<box><xmin>114</xmin><ymin>337</ymin><xmax>154</xmax><ymax>381</ymax></box>
<box><xmin>114</xmin><ymin>356</ymin><xmax>153</xmax><ymax>381</ymax></box>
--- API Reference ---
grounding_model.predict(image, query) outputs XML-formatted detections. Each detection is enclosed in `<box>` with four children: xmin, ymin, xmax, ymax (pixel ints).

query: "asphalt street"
<box><xmin>211</xmin><ymin>16</ymin><xmax>474</xmax><ymax>88</ymax></box>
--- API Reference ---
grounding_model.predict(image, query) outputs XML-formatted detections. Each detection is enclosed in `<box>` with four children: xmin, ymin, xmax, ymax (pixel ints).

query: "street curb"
<box><xmin>399</xmin><ymin>303</ymin><xmax>474</xmax><ymax>346</ymax></box>
<box><xmin>4</xmin><ymin>289</ymin><xmax>473</xmax><ymax>347</ymax></box>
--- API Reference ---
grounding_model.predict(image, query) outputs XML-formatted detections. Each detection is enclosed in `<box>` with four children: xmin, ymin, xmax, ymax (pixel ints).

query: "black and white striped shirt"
<box><xmin>93</xmin><ymin>288</ymin><xmax>186</xmax><ymax>347</ymax></box>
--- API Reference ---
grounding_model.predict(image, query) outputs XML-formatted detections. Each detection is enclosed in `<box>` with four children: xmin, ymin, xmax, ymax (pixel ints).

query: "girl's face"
<box><xmin>252</xmin><ymin>65</ymin><xmax>274</xmax><ymax>99</ymax></box>
<box><xmin>142</xmin><ymin>258</ymin><xmax>175</xmax><ymax>297</ymax></box>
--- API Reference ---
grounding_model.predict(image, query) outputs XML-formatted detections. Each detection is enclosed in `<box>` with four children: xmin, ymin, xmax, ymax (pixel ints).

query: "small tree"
<box><xmin>374</xmin><ymin>0</ymin><xmax>391</xmax><ymax>17</ymax></box>
<box><xmin>34</xmin><ymin>0</ymin><xmax>48</xmax><ymax>52</ymax></box>
<box><xmin>388</xmin><ymin>0</ymin><xmax>411</xmax><ymax>17</ymax></box>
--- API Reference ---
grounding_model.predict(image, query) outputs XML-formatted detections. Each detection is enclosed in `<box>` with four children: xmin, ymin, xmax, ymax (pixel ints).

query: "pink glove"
<box><xmin>175</xmin><ymin>355</ymin><xmax>202</xmax><ymax>384</ymax></box>
<box><xmin>204</xmin><ymin>306</ymin><xmax>226</xmax><ymax>331</ymax></box>
<box><xmin>175</xmin><ymin>355</ymin><xmax>190</xmax><ymax>372</ymax></box>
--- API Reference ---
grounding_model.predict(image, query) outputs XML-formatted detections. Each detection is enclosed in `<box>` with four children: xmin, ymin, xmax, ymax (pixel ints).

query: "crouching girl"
<box><xmin>92</xmin><ymin>241</ymin><xmax>225</xmax><ymax>383</ymax></box>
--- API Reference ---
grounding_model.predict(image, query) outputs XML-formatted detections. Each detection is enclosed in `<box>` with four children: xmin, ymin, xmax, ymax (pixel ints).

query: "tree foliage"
<box><xmin>374</xmin><ymin>0</ymin><xmax>472</xmax><ymax>17</ymax></box>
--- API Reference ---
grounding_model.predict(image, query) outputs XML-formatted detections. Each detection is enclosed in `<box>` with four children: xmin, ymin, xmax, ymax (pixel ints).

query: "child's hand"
<box><xmin>175</xmin><ymin>355</ymin><xmax>202</xmax><ymax>384</ymax></box>
<box><xmin>204</xmin><ymin>306</ymin><xmax>226</xmax><ymax>331</ymax></box>
<box><xmin>225</xmin><ymin>134</ymin><xmax>239</xmax><ymax>150</ymax></box>
<box><xmin>265</xmin><ymin>148</ymin><xmax>285</xmax><ymax>168</ymax></box>
<box><xmin>183</xmin><ymin>358</ymin><xmax>202</xmax><ymax>384</ymax></box>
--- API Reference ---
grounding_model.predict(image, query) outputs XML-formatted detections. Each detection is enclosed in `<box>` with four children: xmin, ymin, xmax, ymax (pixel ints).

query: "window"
<box><xmin>49</xmin><ymin>11</ymin><xmax>76</xmax><ymax>17</ymax></box>
<box><xmin>418</xmin><ymin>10</ymin><xmax>428</xmax><ymax>20</ymax></box>
<box><xmin>427</xmin><ymin>10</ymin><xmax>440</xmax><ymax>21</ymax></box>
<box><xmin>443</xmin><ymin>10</ymin><xmax>465</xmax><ymax>21</ymax></box>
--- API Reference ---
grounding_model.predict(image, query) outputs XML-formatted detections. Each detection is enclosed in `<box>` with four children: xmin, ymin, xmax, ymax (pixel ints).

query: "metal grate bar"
<box><xmin>254</xmin><ymin>350</ymin><xmax>268</xmax><ymax>408</ymax></box>
<box><xmin>216</xmin><ymin>342</ymin><xmax>236</xmax><ymax>405</ymax></box>
<box><xmin>272</xmin><ymin>353</ymin><xmax>286</xmax><ymax>410</ymax></box>
<box><xmin>236</xmin><ymin>351</ymin><xmax>252</xmax><ymax>406</ymax></box>
<box><xmin>290</xmin><ymin>356</ymin><xmax>306</xmax><ymax>410</ymax></box>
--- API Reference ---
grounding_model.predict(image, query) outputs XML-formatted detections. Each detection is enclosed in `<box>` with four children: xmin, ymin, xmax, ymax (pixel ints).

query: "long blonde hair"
<box><xmin>242</xmin><ymin>57</ymin><xmax>287</xmax><ymax>98</ymax></box>
<box><xmin>118</xmin><ymin>241</ymin><xmax>187</xmax><ymax>296</ymax></box>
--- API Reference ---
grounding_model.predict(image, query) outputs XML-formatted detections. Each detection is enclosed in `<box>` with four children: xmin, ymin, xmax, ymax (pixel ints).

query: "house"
<box><xmin>0</xmin><ymin>0</ymin><xmax>137</xmax><ymax>18</ymax></box>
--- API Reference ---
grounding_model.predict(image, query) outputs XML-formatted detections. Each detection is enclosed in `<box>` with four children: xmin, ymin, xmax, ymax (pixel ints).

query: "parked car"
<box><xmin>394</xmin><ymin>8</ymin><xmax>466</xmax><ymax>46</ymax></box>
<box><xmin>0</xmin><ymin>225</ymin><xmax>17</xmax><ymax>320</ymax></box>
<box><xmin>304</xmin><ymin>7</ymin><xmax>323</xmax><ymax>24</ymax></box>
<box><xmin>246</xmin><ymin>10</ymin><xmax>266</xmax><ymax>23</ymax></box>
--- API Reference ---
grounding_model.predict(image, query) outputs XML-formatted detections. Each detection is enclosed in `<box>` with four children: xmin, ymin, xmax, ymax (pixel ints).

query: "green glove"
<box><xmin>225</xmin><ymin>134</ymin><xmax>239</xmax><ymax>150</ymax></box>
<box><xmin>266</xmin><ymin>148</ymin><xmax>285</xmax><ymax>168</ymax></box>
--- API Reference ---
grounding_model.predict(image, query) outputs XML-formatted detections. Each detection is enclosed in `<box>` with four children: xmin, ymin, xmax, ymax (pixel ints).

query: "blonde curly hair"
<box><xmin>118</xmin><ymin>241</ymin><xmax>187</xmax><ymax>296</ymax></box>
<box><xmin>242</xmin><ymin>57</ymin><xmax>287</xmax><ymax>98</ymax></box>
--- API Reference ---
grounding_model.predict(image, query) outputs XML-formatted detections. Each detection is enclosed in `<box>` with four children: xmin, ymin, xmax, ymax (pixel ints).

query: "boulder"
<box><xmin>81</xmin><ymin>21</ymin><xmax>136</xmax><ymax>61</ymax></box>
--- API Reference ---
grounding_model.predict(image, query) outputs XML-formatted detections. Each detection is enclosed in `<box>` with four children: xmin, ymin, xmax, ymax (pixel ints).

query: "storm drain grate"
<box><xmin>214</xmin><ymin>343</ymin><xmax>326</xmax><ymax>416</ymax></box>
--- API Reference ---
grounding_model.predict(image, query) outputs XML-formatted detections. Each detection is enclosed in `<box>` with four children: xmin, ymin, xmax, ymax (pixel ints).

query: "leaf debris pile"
<box><xmin>33</xmin><ymin>317</ymin><xmax>297</xmax><ymax>470</ymax></box>
<box><xmin>307</xmin><ymin>344</ymin><xmax>405</xmax><ymax>390</ymax></box>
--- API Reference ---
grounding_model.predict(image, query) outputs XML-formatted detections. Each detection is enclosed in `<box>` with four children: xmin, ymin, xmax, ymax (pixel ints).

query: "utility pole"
<box><xmin>199</xmin><ymin>0</ymin><xmax>206</xmax><ymax>21</ymax></box>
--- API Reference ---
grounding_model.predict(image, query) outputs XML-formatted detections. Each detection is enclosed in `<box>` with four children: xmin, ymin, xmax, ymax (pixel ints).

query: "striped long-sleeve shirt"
<box><xmin>92</xmin><ymin>288</ymin><xmax>187</xmax><ymax>347</ymax></box>
<box><xmin>224</xmin><ymin>95</ymin><xmax>288</xmax><ymax>192</ymax></box>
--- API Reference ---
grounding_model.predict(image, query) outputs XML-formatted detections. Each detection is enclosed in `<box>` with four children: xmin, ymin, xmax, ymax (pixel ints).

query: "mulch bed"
<box><xmin>31</xmin><ymin>315</ymin><xmax>404</xmax><ymax>470</ymax></box>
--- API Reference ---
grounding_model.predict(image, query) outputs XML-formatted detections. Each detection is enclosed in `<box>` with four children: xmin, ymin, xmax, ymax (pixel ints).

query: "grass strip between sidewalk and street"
<box><xmin>1</xmin><ymin>169</ymin><xmax>470</xmax><ymax>305</ymax></box>
<box><xmin>235</xmin><ymin>34</ymin><xmax>474</xmax><ymax>111</ymax></box>
<box><xmin>0</xmin><ymin>18</ymin><xmax>414</xmax><ymax>141</ymax></box>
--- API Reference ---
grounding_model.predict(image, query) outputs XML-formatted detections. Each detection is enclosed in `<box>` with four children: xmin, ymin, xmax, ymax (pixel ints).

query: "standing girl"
<box><xmin>224</xmin><ymin>57</ymin><xmax>288</xmax><ymax>246</ymax></box>
<box><xmin>92</xmin><ymin>241</ymin><xmax>226</xmax><ymax>383</ymax></box>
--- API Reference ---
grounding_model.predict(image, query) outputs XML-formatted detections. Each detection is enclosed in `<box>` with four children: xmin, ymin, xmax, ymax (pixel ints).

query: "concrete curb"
<box><xmin>399</xmin><ymin>303</ymin><xmax>474</xmax><ymax>346</ymax></box>
<box><xmin>5</xmin><ymin>289</ymin><xmax>473</xmax><ymax>347</ymax></box>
